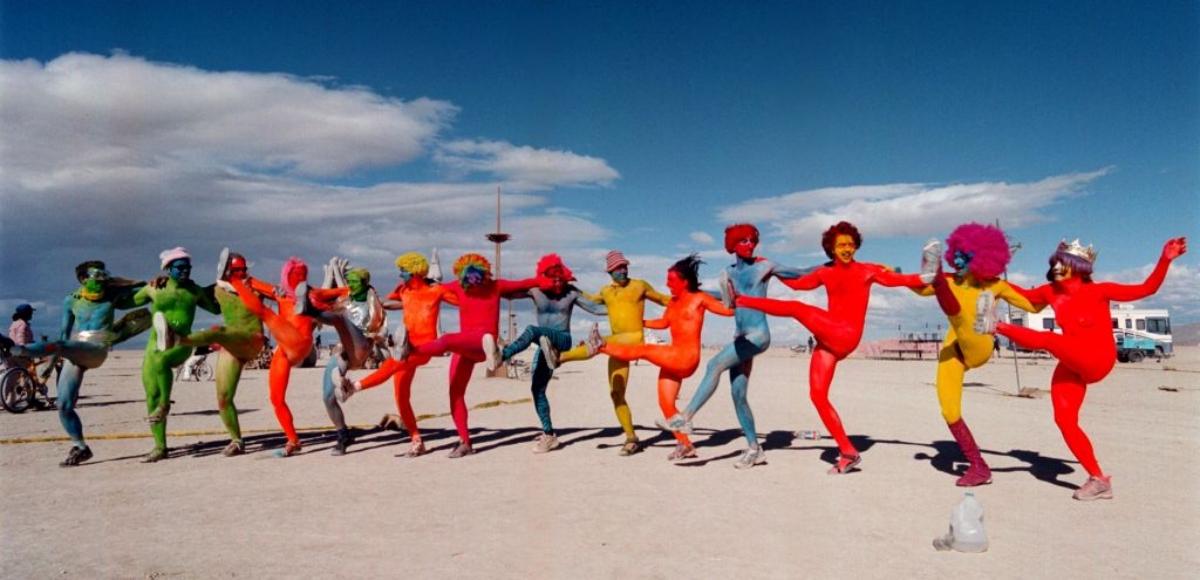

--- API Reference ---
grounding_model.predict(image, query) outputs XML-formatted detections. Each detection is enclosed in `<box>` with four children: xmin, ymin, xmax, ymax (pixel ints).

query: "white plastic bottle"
<box><xmin>933</xmin><ymin>491</ymin><xmax>989</xmax><ymax>553</ymax></box>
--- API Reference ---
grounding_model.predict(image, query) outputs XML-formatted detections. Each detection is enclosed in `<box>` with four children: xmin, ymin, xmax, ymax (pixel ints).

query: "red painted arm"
<box><xmin>782</xmin><ymin>268</ymin><xmax>823</xmax><ymax>291</ymax></box>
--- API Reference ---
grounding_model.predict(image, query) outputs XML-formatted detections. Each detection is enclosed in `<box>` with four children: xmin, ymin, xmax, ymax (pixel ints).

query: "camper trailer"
<box><xmin>1006</xmin><ymin>303</ymin><xmax>1172</xmax><ymax>356</ymax></box>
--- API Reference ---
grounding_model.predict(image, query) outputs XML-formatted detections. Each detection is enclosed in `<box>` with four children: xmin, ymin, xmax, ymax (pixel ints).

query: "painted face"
<box><xmin>346</xmin><ymin>271</ymin><xmax>369</xmax><ymax>300</ymax></box>
<box><xmin>543</xmin><ymin>265</ymin><xmax>568</xmax><ymax>294</ymax></box>
<box><xmin>609</xmin><ymin>266</ymin><xmax>629</xmax><ymax>284</ymax></box>
<box><xmin>227</xmin><ymin>256</ymin><xmax>248</xmax><ymax>281</ymax></box>
<box><xmin>1052</xmin><ymin>261</ymin><xmax>1073</xmax><ymax>282</ymax></box>
<box><xmin>286</xmin><ymin>264</ymin><xmax>308</xmax><ymax>291</ymax></box>
<box><xmin>397</xmin><ymin>269</ymin><xmax>414</xmax><ymax>284</ymax></box>
<box><xmin>952</xmin><ymin>250</ymin><xmax>973</xmax><ymax>272</ymax></box>
<box><xmin>733</xmin><ymin>236</ymin><xmax>757</xmax><ymax>260</ymax></box>
<box><xmin>461</xmin><ymin>265</ymin><xmax>487</xmax><ymax>288</ymax></box>
<box><xmin>833</xmin><ymin>234</ymin><xmax>857</xmax><ymax>264</ymax></box>
<box><xmin>83</xmin><ymin>267</ymin><xmax>109</xmax><ymax>294</ymax></box>
<box><xmin>666</xmin><ymin>269</ymin><xmax>687</xmax><ymax>296</ymax></box>
<box><xmin>167</xmin><ymin>259</ymin><xmax>192</xmax><ymax>282</ymax></box>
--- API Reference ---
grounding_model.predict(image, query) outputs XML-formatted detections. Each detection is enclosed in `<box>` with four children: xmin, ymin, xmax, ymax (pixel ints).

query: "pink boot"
<box><xmin>948</xmin><ymin>419</ymin><xmax>992</xmax><ymax>486</ymax></box>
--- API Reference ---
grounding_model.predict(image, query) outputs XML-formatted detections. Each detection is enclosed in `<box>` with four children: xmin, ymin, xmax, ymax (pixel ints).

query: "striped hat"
<box><xmin>605</xmin><ymin>250</ymin><xmax>629</xmax><ymax>272</ymax></box>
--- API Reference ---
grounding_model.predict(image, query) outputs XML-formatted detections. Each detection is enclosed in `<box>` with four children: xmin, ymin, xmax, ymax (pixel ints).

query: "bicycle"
<box><xmin>175</xmin><ymin>351</ymin><xmax>214</xmax><ymax>382</ymax></box>
<box><xmin>1</xmin><ymin>344</ymin><xmax>55</xmax><ymax>414</ymax></box>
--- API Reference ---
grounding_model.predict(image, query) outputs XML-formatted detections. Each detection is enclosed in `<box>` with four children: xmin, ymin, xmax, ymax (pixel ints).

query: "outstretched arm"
<box><xmin>781</xmin><ymin>267</ymin><xmax>823</xmax><ymax>291</ymax></box>
<box><xmin>643</xmin><ymin>281</ymin><xmax>671</xmax><ymax>307</ymax></box>
<box><xmin>700</xmin><ymin>292</ymin><xmax>735</xmax><ymax>317</ymax></box>
<box><xmin>1100</xmin><ymin>237</ymin><xmax>1187</xmax><ymax>302</ymax></box>
<box><xmin>498</xmin><ymin>276</ymin><xmax>549</xmax><ymax>297</ymax></box>
<box><xmin>574</xmin><ymin>291</ymin><xmax>608</xmax><ymax>316</ymax></box>
<box><xmin>995</xmin><ymin>281</ymin><xmax>1040</xmax><ymax>313</ymax></box>
<box><xmin>644</xmin><ymin>317</ymin><xmax>670</xmax><ymax>330</ymax></box>
<box><xmin>198</xmin><ymin>283</ymin><xmax>222</xmax><ymax>315</ymax></box>
<box><xmin>870</xmin><ymin>264</ymin><xmax>927</xmax><ymax>289</ymax></box>
<box><xmin>770</xmin><ymin>260</ymin><xmax>819</xmax><ymax>281</ymax></box>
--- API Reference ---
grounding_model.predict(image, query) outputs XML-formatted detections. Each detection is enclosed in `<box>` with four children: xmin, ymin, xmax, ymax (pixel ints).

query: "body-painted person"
<box><xmin>132</xmin><ymin>248</ymin><xmax>220</xmax><ymax>462</ymax></box>
<box><xmin>498</xmin><ymin>254</ymin><xmax>606</xmax><ymax>453</ymax></box>
<box><xmin>725</xmin><ymin>222</ymin><xmax>927</xmax><ymax>473</ymax></box>
<box><xmin>913</xmin><ymin>223</ymin><xmax>1036</xmax><ymax>486</ymax></box>
<box><xmin>227</xmin><ymin>257</ymin><xmax>335</xmax><ymax>457</ymax></box>
<box><xmin>660</xmin><ymin>224</ymin><xmax>812</xmax><ymax>469</ymax></box>
<box><xmin>11</xmin><ymin>262</ymin><xmax>149</xmax><ymax>466</ymax></box>
<box><xmin>990</xmin><ymin>237</ymin><xmax>1186</xmax><ymax>500</ymax></box>
<box><xmin>342</xmin><ymin>252</ymin><xmax>457</xmax><ymax>457</ymax></box>
<box><xmin>556</xmin><ymin>251</ymin><xmax>670</xmax><ymax>456</ymax></box>
<box><xmin>176</xmin><ymin>249</ymin><xmax>275</xmax><ymax>456</ymax></box>
<box><xmin>588</xmin><ymin>255</ymin><xmax>734</xmax><ymax>461</ymax></box>
<box><xmin>395</xmin><ymin>253</ymin><xmax>547</xmax><ymax>458</ymax></box>
<box><xmin>316</xmin><ymin>257</ymin><xmax>389</xmax><ymax>455</ymax></box>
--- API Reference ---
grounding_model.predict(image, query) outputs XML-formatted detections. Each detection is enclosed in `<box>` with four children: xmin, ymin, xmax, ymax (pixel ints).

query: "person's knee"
<box><xmin>269</xmin><ymin>389</ymin><xmax>287</xmax><ymax>407</ymax></box>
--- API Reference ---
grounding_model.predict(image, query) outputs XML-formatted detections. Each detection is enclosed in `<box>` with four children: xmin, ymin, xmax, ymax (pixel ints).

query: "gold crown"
<box><xmin>1057</xmin><ymin>238</ymin><xmax>1097</xmax><ymax>264</ymax></box>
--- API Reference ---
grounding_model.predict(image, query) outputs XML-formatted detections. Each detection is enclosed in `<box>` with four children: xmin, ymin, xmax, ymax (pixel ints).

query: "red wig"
<box><xmin>944</xmin><ymin>223</ymin><xmax>1011</xmax><ymax>280</ymax></box>
<box><xmin>724</xmin><ymin>223</ymin><xmax>760</xmax><ymax>253</ymax></box>
<box><xmin>536</xmin><ymin>253</ymin><xmax>575</xmax><ymax>281</ymax></box>
<box><xmin>821</xmin><ymin>221</ymin><xmax>862</xmax><ymax>259</ymax></box>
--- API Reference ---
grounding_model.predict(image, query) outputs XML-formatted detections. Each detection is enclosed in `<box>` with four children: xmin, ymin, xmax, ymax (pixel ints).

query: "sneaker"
<box><xmin>274</xmin><ymin>441</ymin><xmax>302</xmax><ymax>458</ymax></box>
<box><xmin>585</xmin><ymin>323</ymin><xmax>604</xmax><ymax>356</ymax></box>
<box><xmin>827</xmin><ymin>453</ymin><xmax>862</xmax><ymax>475</ymax></box>
<box><xmin>618</xmin><ymin>439</ymin><xmax>642</xmax><ymax>456</ymax></box>
<box><xmin>293</xmin><ymin>282</ymin><xmax>310</xmax><ymax>316</ymax></box>
<box><xmin>1072</xmin><ymin>475</ymin><xmax>1113</xmax><ymax>501</ymax></box>
<box><xmin>919</xmin><ymin>239</ymin><xmax>942</xmax><ymax>284</ymax></box>
<box><xmin>539</xmin><ymin>336</ymin><xmax>560</xmax><ymax>371</ymax></box>
<box><xmin>152</xmin><ymin>311</ymin><xmax>174</xmax><ymax>351</ymax></box>
<box><xmin>734</xmin><ymin>446</ymin><xmax>767</xmax><ymax>470</ymax></box>
<box><xmin>216</xmin><ymin>247</ymin><xmax>232</xmax><ymax>281</ymax></box>
<box><xmin>482</xmin><ymin>334</ymin><xmax>499</xmax><ymax>372</ymax></box>
<box><xmin>667</xmin><ymin>443</ymin><xmax>698</xmax><ymax>461</ymax></box>
<box><xmin>718</xmin><ymin>269</ymin><xmax>736</xmax><ymax>309</ymax></box>
<box><xmin>532</xmin><ymin>433</ymin><xmax>561</xmax><ymax>454</ymax></box>
<box><xmin>335</xmin><ymin>375</ymin><xmax>357</xmax><ymax>404</ymax></box>
<box><xmin>59</xmin><ymin>445</ymin><xmax>93</xmax><ymax>467</ymax></box>
<box><xmin>404</xmin><ymin>439</ymin><xmax>427</xmax><ymax>458</ymax></box>
<box><xmin>973</xmin><ymin>292</ymin><xmax>997</xmax><ymax>335</ymax></box>
<box><xmin>448</xmin><ymin>442</ymin><xmax>475</xmax><ymax>459</ymax></box>
<box><xmin>222</xmin><ymin>440</ymin><xmax>245</xmax><ymax>457</ymax></box>
<box><xmin>142</xmin><ymin>447</ymin><xmax>168</xmax><ymax>463</ymax></box>
<box><xmin>331</xmin><ymin>429</ymin><xmax>355</xmax><ymax>456</ymax></box>
<box><xmin>655</xmin><ymin>413</ymin><xmax>694</xmax><ymax>434</ymax></box>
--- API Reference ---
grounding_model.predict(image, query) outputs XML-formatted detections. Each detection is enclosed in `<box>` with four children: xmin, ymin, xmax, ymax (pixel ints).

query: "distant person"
<box><xmin>807</xmin><ymin>335</ymin><xmax>815</xmax><ymax>353</ymax></box>
<box><xmin>9</xmin><ymin>304</ymin><xmax>35</xmax><ymax>346</ymax></box>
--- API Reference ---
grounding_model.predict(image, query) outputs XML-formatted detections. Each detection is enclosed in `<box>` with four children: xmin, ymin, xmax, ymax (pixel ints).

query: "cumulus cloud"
<box><xmin>690</xmin><ymin>231</ymin><xmax>716</xmax><ymax>245</ymax></box>
<box><xmin>0</xmin><ymin>52</ymin><xmax>624</xmax><ymax>339</ymax></box>
<box><xmin>434</xmin><ymin>139</ymin><xmax>620</xmax><ymax>190</ymax></box>
<box><xmin>719</xmin><ymin>169</ymin><xmax>1113</xmax><ymax>252</ymax></box>
<box><xmin>1099</xmin><ymin>261</ymin><xmax>1200</xmax><ymax>319</ymax></box>
<box><xmin>0</xmin><ymin>52</ymin><xmax>457</xmax><ymax>179</ymax></box>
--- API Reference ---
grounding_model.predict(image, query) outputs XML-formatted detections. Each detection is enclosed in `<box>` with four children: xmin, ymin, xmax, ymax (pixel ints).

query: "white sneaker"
<box><xmin>293</xmin><ymin>282</ymin><xmax>310</xmax><ymax>316</ymax></box>
<box><xmin>482</xmin><ymin>334</ymin><xmax>499</xmax><ymax>371</ymax></box>
<box><xmin>585</xmin><ymin>323</ymin><xmax>604</xmax><ymax>356</ymax></box>
<box><xmin>539</xmin><ymin>336</ymin><xmax>560</xmax><ymax>371</ymax></box>
<box><xmin>532</xmin><ymin>433</ymin><xmax>561</xmax><ymax>454</ymax></box>
<box><xmin>152</xmin><ymin>311</ymin><xmax>174</xmax><ymax>351</ymax></box>
<box><xmin>734</xmin><ymin>446</ymin><xmax>767</xmax><ymax>469</ymax></box>
<box><xmin>919</xmin><ymin>239</ymin><xmax>942</xmax><ymax>284</ymax></box>
<box><xmin>216</xmin><ymin>247</ymin><xmax>232</xmax><ymax>281</ymax></box>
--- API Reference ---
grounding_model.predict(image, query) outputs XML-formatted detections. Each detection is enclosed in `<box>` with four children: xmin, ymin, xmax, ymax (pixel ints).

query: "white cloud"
<box><xmin>0</xmin><ymin>52</ymin><xmax>456</xmax><ymax>179</ymax></box>
<box><xmin>690</xmin><ymin>231</ymin><xmax>716</xmax><ymax>245</ymax></box>
<box><xmin>718</xmin><ymin>169</ymin><xmax>1113</xmax><ymax>252</ymax></box>
<box><xmin>1099</xmin><ymin>261</ymin><xmax>1200</xmax><ymax>319</ymax></box>
<box><xmin>434</xmin><ymin>139</ymin><xmax>620</xmax><ymax>190</ymax></box>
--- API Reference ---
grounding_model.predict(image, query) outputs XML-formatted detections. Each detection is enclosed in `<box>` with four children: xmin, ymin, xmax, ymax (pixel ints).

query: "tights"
<box><xmin>230</xmin><ymin>277</ymin><xmax>315</xmax><ymax>446</ymax></box>
<box><xmin>737</xmin><ymin>261</ymin><xmax>924</xmax><ymax>455</ymax></box>
<box><xmin>995</xmin><ymin>253</ymin><xmax>1175</xmax><ymax>477</ymax></box>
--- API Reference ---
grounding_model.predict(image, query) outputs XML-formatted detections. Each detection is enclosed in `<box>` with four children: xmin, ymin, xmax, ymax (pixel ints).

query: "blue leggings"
<box><xmin>682</xmin><ymin>334</ymin><xmax>768</xmax><ymax>446</ymax></box>
<box><xmin>504</xmin><ymin>326</ymin><xmax>572</xmax><ymax>434</ymax></box>
<box><xmin>57</xmin><ymin>362</ymin><xmax>87</xmax><ymax>447</ymax></box>
<box><xmin>322</xmin><ymin>356</ymin><xmax>349</xmax><ymax>431</ymax></box>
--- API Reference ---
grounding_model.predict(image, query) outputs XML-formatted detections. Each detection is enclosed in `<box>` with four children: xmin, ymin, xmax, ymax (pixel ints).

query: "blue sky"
<box><xmin>2</xmin><ymin>1</ymin><xmax>1197</xmax><ymax>344</ymax></box>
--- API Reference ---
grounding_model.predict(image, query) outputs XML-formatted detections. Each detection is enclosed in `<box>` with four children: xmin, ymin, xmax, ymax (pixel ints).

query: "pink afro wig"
<box><xmin>279</xmin><ymin>257</ymin><xmax>308</xmax><ymax>299</ymax></box>
<box><xmin>536</xmin><ymin>253</ymin><xmax>575</xmax><ymax>281</ymax></box>
<box><xmin>944</xmin><ymin>223</ymin><xmax>1010</xmax><ymax>279</ymax></box>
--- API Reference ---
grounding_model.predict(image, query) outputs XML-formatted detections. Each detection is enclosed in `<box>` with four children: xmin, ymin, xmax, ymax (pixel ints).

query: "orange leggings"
<box><xmin>604</xmin><ymin>343</ymin><xmax>698</xmax><ymax>446</ymax></box>
<box><xmin>357</xmin><ymin>353</ymin><xmax>434</xmax><ymax>441</ymax></box>
<box><xmin>230</xmin><ymin>279</ymin><xmax>313</xmax><ymax>445</ymax></box>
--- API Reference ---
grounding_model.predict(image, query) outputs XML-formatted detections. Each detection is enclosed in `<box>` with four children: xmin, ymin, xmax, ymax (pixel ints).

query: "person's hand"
<box><xmin>151</xmin><ymin>275</ymin><xmax>169</xmax><ymax>289</ymax></box>
<box><xmin>1162</xmin><ymin>237</ymin><xmax>1188</xmax><ymax>261</ymax></box>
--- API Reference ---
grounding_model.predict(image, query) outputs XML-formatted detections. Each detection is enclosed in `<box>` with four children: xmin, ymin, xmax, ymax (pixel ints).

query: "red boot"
<box><xmin>948</xmin><ymin>419</ymin><xmax>992</xmax><ymax>486</ymax></box>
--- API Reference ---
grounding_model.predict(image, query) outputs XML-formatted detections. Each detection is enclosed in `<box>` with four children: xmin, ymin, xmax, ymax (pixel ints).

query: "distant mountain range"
<box><xmin>1174</xmin><ymin>322</ymin><xmax>1200</xmax><ymax>346</ymax></box>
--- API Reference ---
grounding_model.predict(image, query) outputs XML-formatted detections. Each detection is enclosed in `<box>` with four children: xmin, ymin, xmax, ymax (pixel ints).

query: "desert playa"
<box><xmin>1</xmin><ymin>346</ymin><xmax>1196</xmax><ymax>578</ymax></box>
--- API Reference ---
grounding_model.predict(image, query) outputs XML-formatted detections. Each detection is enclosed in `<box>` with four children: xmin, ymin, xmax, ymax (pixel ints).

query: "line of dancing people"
<box><xmin>5</xmin><ymin>221</ymin><xmax>1185</xmax><ymax>501</ymax></box>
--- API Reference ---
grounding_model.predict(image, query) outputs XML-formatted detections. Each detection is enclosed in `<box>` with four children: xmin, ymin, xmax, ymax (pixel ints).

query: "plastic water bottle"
<box><xmin>933</xmin><ymin>491</ymin><xmax>988</xmax><ymax>553</ymax></box>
